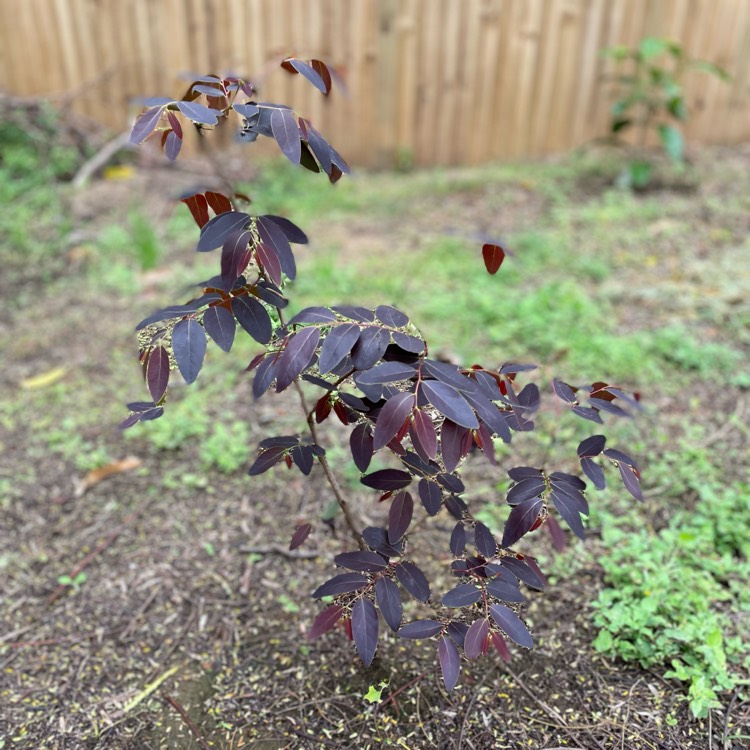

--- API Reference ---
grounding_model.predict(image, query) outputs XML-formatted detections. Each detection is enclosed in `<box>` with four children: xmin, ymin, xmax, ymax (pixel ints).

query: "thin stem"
<box><xmin>293</xmin><ymin>378</ymin><xmax>365</xmax><ymax>549</ymax></box>
<box><xmin>276</xmin><ymin>307</ymin><xmax>365</xmax><ymax>549</ymax></box>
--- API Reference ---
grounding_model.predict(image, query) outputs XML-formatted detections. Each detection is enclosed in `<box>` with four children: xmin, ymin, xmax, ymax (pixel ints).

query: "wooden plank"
<box><xmin>472</xmin><ymin>0</ymin><xmax>503</xmax><ymax>164</ymax></box>
<box><xmin>395</xmin><ymin>0</ymin><xmax>419</xmax><ymax>160</ymax></box>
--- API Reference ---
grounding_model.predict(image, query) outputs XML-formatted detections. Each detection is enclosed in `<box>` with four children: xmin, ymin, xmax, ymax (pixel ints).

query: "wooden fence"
<box><xmin>1</xmin><ymin>0</ymin><xmax>749</xmax><ymax>167</ymax></box>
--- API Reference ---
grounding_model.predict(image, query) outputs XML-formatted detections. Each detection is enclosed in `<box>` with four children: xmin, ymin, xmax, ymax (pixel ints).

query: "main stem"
<box><xmin>292</xmin><ymin>379</ymin><xmax>365</xmax><ymax>550</ymax></box>
<box><xmin>275</xmin><ymin>307</ymin><xmax>365</xmax><ymax>549</ymax></box>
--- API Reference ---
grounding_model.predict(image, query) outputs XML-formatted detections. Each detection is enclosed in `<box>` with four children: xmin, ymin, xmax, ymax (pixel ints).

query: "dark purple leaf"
<box><xmin>259</xmin><ymin>436</ymin><xmax>299</xmax><ymax>448</ymax></box>
<box><xmin>172</xmin><ymin>319</ymin><xmax>206</xmax><ymax>384</ymax></box>
<box><xmin>352</xmin><ymin>598</ymin><xmax>379</xmax><ymax>667</ymax></box>
<box><xmin>507</xmin><ymin>466</ymin><xmax>543</xmax><ymax>481</ymax></box>
<box><xmin>232</xmin><ymin>295</ymin><xmax>272</xmax><ymax>344</ymax></box>
<box><xmin>590</xmin><ymin>397</ymin><xmax>630</xmax><ymax>417</ymax></box>
<box><xmin>139</xmin><ymin>96</ymin><xmax>174</xmax><ymax>106</ymax></box>
<box><xmin>485</xmin><ymin>578</ymin><xmax>525</xmax><ymax>603</ymax></box>
<box><xmin>400</xmin><ymin>451</ymin><xmax>439</xmax><ymax>477</ymax></box>
<box><xmin>146</xmin><ymin>346</ymin><xmax>170</xmax><ymax>403</ymax></box>
<box><xmin>578</xmin><ymin>434</ymin><xmax>606</xmax><ymax>458</ymax></box>
<box><xmin>572</xmin><ymin>405</ymin><xmax>604</xmax><ymax>423</ymax></box>
<box><xmin>285</xmin><ymin>58</ymin><xmax>328</xmax><ymax>93</ymax></box>
<box><xmin>410</xmin><ymin>409</ymin><xmax>438</xmax><ymax>461</ymax></box>
<box><xmin>438</xmin><ymin>636</ymin><xmax>461</xmax><ymax>691</ymax></box>
<box><xmin>465</xmin><ymin>392</ymin><xmax>512</xmax><ymax>443</ymax></box>
<box><xmin>356</xmin><ymin>361</ymin><xmax>416</xmax><ymax>386</ymax></box>
<box><xmin>203</xmin><ymin>305</ymin><xmax>236</xmax><ymax>352</ymax></box>
<box><xmin>422</xmin><ymin>360</ymin><xmax>478</xmax><ymax>394</ymax></box>
<box><xmin>464</xmin><ymin>619</ymin><xmax>489</xmax><ymax>660</ymax></box>
<box><xmin>489</xmin><ymin>604</ymin><xmax>533</xmax><ymax>648</ymax></box>
<box><xmin>289</xmin><ymin>523</ymin><xmax>312</xmax><ymax>550</ymax></box>
<box><xmin>305</xmin><ymin>125</ymin><xmax>333</xmax><ymax>173</ymax></box>
<box><xmin>549</xmin><ymin>472</ymin><xmax>586</xmax><ymax>491</ymax></box>
<box><xmin>351</xmin><ymin>327</ymin><xmax>389</xmax><ymax>370</ymax></box>
<box><xmin>447</xmin><ymin>621</ymin><xmax>469</xmax><ymax>647</ymax></box>
<box><xmin>491</xmin><ymin>631</ymin><xmax>512</xmax><ymax>662</ymax></box>
<box><xmin>444</xmin><ymin>494</ymin><xmax>468</xmax><ymax>520</ymax></box>
<box><xmin>507</xmin><ymin>477</ymin><xmax>546</xmax><ymax>506</ymax></box>
<box><xmin>397</xmin><ymin>620</ymin><xmax>442</xmax><ymax>639</ymax></box>
<box><xmin>233</xmin><ymin>102</ymin><xmax>259</xmax><ymax>119</ymax></box>
<box><xmin>312</xmin><ymin>572</ymin><xmax>368</xmax><ymax>598</ymax></box>
<box><xmin>552</xmin><ymin>378</ymin><xmax>578</xmax><ymax>404</ymax></box>
<box><xmin>374</xmin><ymin>392</ymin><xmax>415</xmax><ymax>451</ymax></box>
<box><xmin>308</xmin><ymin>604</ymin><xmax>343</xmax><ymax>640</ymax></box>
<box><xmin>252</xmin><ymin>355</ymin><xmax>278</xmax><ymax>398</ymax></box>
<box><xmin>164</xmin><ymin>130</ymin><xmax>182</xmax><ymax>161</ymax></box>
<box><xmin>287</xmin><ymin>307</ymin><xmax>337</xmax><ymax>326</ymax></box>
<box><xmin>177</xmin><ymin>100</ymin><xmax>219</xmax><ymax>125</ymax></box>
<box><xmin>220</xmin><ymin>229</ymin><xmax>251</xmax><ymax>285</ymax></box>
<box><xmin>130</xmin><ymin>105</ymin><xmax>164</xmax><ymax>144</ymax></box>
<box><xmin>271</xmin><ymin>107</ymin><xmax>301</xmax><ymax>164</ymax></box>
<box><xmin>192</xmin><ymin>83</ymin><xmax>226</xmax><ymax>97</ymax></box>
<box><xmin>197</xmin><ymin>211</ymin><xmax>250</xmax><ymax>252</ymax></box>
<box><xmin>603</xmin><ymin>448</ymin><xmax>637</xmax><ymax>467</ymax></box>
<box><xmin>441</xmin><ymin>419</ymin><xmax>469</xmax><ymax>473</ymax></box>
<box><xmin>276</xmin><ymin>327</ymin><xmax>321</xmax><ymax>392</ymax></box>
<box><xmin>388</xmin><ymin>491</ymin><xmax>414</xmax><ymax>544</ymax></box>
<box><xmin>392</xmin><ymin>332</ymin><xmax>425</xmax><ymax>354</ymax></box>
<box><xmin>136</xmin><ymin>302</ymin><xmax>205</xmax><ymax>330</ymax></box>
<box><xmin>501</xmin><ymin>497</ymin><xmax>544</xmax><ymax>548</ymax></box>
<box><xmin>580</xmin><ymin>457</ymin><xmax>606</xmax><ymax>489</ymax></box>
<box><xmin>437</xmin><ymin>473</ymin><xmax>464</xmax><ymax>494</ymax></box>
<box><xmin>617</xmin><ymin>462</ymin><xmax>643</xmax><ymax>501</ymax></box>
<box><xmin>319</xmin><ymin>324</ymin><xmax>361</xmax><ymax>374</ymax></box>
<box><xmin>127</xmin><ymin>400</ymin><xmax>157</xmax><ymax>412</ymax></box>
<box><xmin>362</xmin><ymin>527</ymin><xmax>404</xmax><ymax>558</ymax></box>
<box><xmin>449</xmin><ymin>523</ymin><xmax>466</xmax><ymax>556</ymax></box>
<box><xmin>474</xmin><ymin>522</ymin><xmax>497</xmax><ymax>557</ymax></box>
<box><xmin>375</xmin><ymin>577</ymin><xmax>402</xmax><ymax>632</ymax></box>
<box><xmin>255</xmin><ymin>239</ymin><xmax>282</xmax><ymax>286</ymax></box>
<box><xmin>291</xmin><ymin>445</ymin><xmax>315</xmax><ymax>475</ymax></box>
<box><xmin>442</xmin><ymin>583</ymin><xmax>481</xmax><ymax>608</ymax></box>
<box><xmin>334</xmin><ymin>551</ymin><xmax>387</xmax><ymax>573</ymax></box>
<box><xmin>550</xmin><ymin>491</ymin><xmax>586</xmax><ymax>540</ymax></box>
<box><xmin>395</xmin><ymin>561</ymin><xmax>430</xmax><ymax>602</ymax></box>
<box><xmin>499</xmin><ymin>557</ymin><xmax>544</xmax><ymax>590</ymax></box>
<box><xmin>546</xmin><ymin>515</ymin><xmax>566</xmax><ymax>551</ymax></box>
<box><xmin>257</xmin><ymin>216</ymin><xmax>296</xmax><ymax>279</ymax></box>
<box><xmin>418</xmin><ymin>478</ymin><xmax>442</xmax><ymax>516</ymax></box>
<box><xmin>421</xmin><ymin>381</ymin><xmax>478</xmax><ymax>430</ymax></box>
<box><xmin>361</xmin><ymin>469</ymin><xmax>412</xmax><ymax>492</ymax></box>
<box><xmin>375</xmin><ymin>305</ymin><xmax>409</xmax><ymax>328</ymax></box>
<box><xmin>332</xmin><ymin>305</ymin><xmax>375</xmax><ymax>322</ymax></box>
<box><xmin>263</xmin><ymin>216</ymin><xmax>307</xmax><ymax>246</ymax></box>
<box><xmin>348</xmin><ymin>423</ymin><xmax>374</xmax><ymax>473</ymax></box>
<box><xmin>248</xmin><ymin>445</ymin><xmax>287</xmax><ymax>475</ymax></box>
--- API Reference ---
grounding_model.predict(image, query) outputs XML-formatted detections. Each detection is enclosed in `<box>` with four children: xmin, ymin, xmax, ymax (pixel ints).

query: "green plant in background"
<box><xmin>590</xmin><ymin>448</ymin><xmax>750</xmax><ymax>719</ymax></box>
<box><xmin>602</xmin><ymin>37</ymin><xmax>730</xmax><ymax>189</ymax></box>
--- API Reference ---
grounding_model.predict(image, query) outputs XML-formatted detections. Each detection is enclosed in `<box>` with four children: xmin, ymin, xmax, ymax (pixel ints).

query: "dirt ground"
<box><xmin>1</xmin><ymin>144</ymin><xmax>749</xmax><ymax>750</ymax></box>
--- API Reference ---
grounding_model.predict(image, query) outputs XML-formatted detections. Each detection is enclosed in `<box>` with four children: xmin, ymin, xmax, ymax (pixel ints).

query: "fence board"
<box><xmin>1</xmin><ymin>0</ymin><xmax>748</xmax><ymax>167</ymax></box>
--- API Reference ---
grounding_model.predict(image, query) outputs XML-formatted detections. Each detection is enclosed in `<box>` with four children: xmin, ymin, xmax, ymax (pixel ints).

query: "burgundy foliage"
<box><xmin>122</xmin><ymin>59</ymin><xmax>644</xmax><ymax>693</ymax></box>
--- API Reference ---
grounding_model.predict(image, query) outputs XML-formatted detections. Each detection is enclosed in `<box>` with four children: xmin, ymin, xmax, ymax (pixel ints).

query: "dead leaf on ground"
<box><xmin>74</xmin><ymin>456</ymin><xmax>143</xmax><ymax>498</ymax></box>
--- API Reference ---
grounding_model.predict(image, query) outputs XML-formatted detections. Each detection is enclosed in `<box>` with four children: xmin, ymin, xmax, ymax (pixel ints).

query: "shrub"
<box><xmin>121</xmin><ymin>59</ymin><xmax>643</xmax><ymax>691</ymax></box>
<box><xmin>602</xmin><ymin>36</ymin><xmax>729</xmax><ymax>188</ymax></box>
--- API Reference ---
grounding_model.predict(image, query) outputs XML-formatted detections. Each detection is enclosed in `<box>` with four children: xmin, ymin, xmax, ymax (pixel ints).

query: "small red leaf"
<box><xmin>181</xmin><ymin>193</ymin><xmax>210</xmax><ymax>228</ymax></box>
<box><xmin>482</xmin><ymin>243</ymin><xmax>505</xmax><ymax>274</ymax></box>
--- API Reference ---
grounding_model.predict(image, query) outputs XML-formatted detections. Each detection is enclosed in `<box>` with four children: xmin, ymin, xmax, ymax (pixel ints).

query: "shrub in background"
<box><xmin>602</xmin><ymin>36</ymin><xmax>729</xmax><ymax>189</ymax></box>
